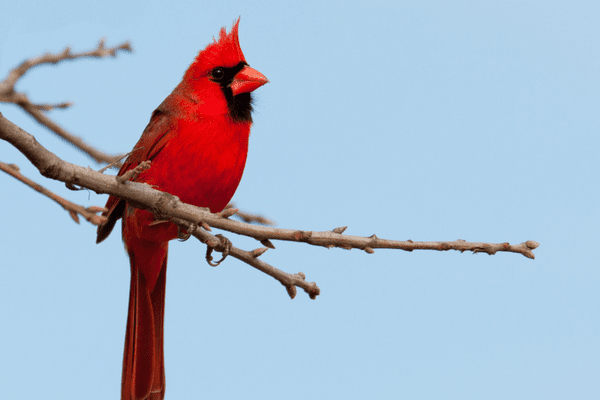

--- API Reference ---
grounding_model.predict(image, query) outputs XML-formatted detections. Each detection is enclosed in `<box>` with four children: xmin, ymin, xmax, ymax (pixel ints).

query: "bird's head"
<box><xmin>184</xmin><ymin>19</ymin><xmax>268</xmax><ymax>122</ymax></box>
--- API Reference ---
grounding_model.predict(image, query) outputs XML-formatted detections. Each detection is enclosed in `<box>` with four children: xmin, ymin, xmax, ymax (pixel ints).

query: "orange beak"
<box><xmin>230</xmin><ymin>66</ymin><xmax>269</xmax><ymax>96</ymax></box>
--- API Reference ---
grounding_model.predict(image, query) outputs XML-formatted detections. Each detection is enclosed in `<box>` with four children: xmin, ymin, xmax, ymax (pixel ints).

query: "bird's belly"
<box><xmin>139</xmin><ymin>121</ymin><xmax>249</xmax><ymax>213</ymax></box>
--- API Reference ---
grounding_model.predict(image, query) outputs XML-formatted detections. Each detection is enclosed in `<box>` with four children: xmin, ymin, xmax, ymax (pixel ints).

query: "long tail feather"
<box><xmin>122</xmin><ymin>246</ymin><xmax>167</xmax><ymax>400</ymax></box>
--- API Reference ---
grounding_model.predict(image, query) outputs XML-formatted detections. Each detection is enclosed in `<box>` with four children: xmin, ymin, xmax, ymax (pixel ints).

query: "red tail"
<box><xmin>122</xmin><ymin>240</ymin><xmax>168</xmax><ymax>400</ymax></box>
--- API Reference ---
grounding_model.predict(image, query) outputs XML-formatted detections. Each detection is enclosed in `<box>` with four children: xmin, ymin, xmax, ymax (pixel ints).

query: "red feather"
<box><xmin>97</xmin><ymin>19</ymin><xmax>267</xmax><ymax>400</ymax></box>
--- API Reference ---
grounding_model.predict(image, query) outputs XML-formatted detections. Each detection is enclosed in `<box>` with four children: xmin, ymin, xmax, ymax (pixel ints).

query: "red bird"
<box><xmin>96</xmin><ymin>20</ymin><xmax>267</xmax><ymax>400</ymax></box>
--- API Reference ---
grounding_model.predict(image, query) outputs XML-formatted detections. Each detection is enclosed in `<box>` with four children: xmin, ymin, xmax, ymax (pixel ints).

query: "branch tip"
<box><xmin>86</xmin><ymin>205</ymin><xmax>108</xmax><ymax>213</ymax></box>
<box><xmin>286</xmin><ymin>285</ymin><xmax>297</xmax><ymax>299</ymax></box>
<box><xmin>306</xmin><ymin>284</ymin><xmax>321</xmax><ymax>300</ymax></box>
<box><xmin>219</xmin><ymin>207</ymin><xmax>239</xmax><ymax>218</ymax></box>
<box><xmin>332</xmin><ymin>226</ymin><xmax>347</xmax><ymax>234</ymax></box>
<box><xmin>117</xmin><ymin>160</ymin><xmax>151</xmax><ymax>183</ymax></box>
<box><xmin>250</xmin><ymin>247</ymin><xmax>269</xmax><ymax>258</ymax></box>
<box><xmin>69</xmin><ymin>210</ymin><xmax>80</xmax><ymax>224</ymax></box>
<box><xmin>260</xmin><ymin>239</ymin><xmax>276</xmax><ymax>249</ymax></box>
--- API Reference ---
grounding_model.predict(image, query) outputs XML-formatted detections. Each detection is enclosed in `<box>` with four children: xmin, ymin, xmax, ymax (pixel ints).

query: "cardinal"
<box><xmin>96</xmin><ymin>19</ymin><xmax>267</xmax><ymax>400</ymax></box>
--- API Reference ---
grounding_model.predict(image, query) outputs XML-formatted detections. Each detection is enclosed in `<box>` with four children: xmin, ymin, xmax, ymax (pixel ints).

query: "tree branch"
<box><xmin>224</xmin><ymin>202</ymin><xmax>274</xmax><ymax>225</ymax></box>
<box><xmin>173</xmin><ymin>218</ymin><xmax>319</xmax><ymax>299</ymax></box>
<box><xmin>0</xmin><ymin>38</ymin><xmax>132</xmax><ymax>94</ymax></box>
<box><xmin>0</xmin><ymin>111</ymin><xmax>322</xmax><ymax>298</ymax></box>
<box><xmin>0</xmin><ymin>160</ymin><xmax>107</xmax><ymax>225</ymax></box>
<box><xmin>0</xmin><ymin>39</ymin><xmax>131</xmax><ymax>166</ymax></box>
<box><xmin>0</xmin><ymin>112</ymin><xmax>540</xmax><ymax>299</ymax></box>
<box><xmin>22</xmin><ymin>101</ymin><xmax>126</xmax><ymax>165</ymax></box>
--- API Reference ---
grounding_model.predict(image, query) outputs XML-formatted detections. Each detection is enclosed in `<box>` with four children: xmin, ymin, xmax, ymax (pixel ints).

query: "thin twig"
<box><xmin>173</xmin><ymin>217</ymin><xmax>320</xmax><ymax>299</ymax></box>
<box><xmin>21</xmin><ymin>102</ymin><xmax>123</xmax><ymax>165</ymax></box>
<box><xmin>31</xmin><ymin>101</ymin><xmax>73</xmax><ymax>111</ymax></box>
<box><xmin>225</xmin><ymin>202</ymin><xmax>274</xmax><ymax>225</ymax></box>
<box><xmin>98</xmin><ymin>150</ymin><xmax>136</xmax><ymax>173</ymax></box>
<box><xmin>0</xmin><ymin>160</ymin><xmax>107</xmax><ymax>225</ymax></box>
<box><xmin>0</xmin><ymin>39</ymin><xmax>132</xmax><ymax>94</ymax></box>
<box><xmin>0</xmin><ymin>39</ymin><xmax>132</xmax><ymax>167</ymax></box>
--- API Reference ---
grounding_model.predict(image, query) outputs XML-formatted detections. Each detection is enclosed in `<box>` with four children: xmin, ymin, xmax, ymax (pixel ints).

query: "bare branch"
<box><xmin>176</xmin><ymin>219</ymin><xmax>320</xmax><ymax>299</ymax></box>
<box><xmin>98</xmin><ymin>150</ymin><xmax>135</xmax><ymax>173</ymax></box>
<box><xmin>0</xmin><ymin>112</ymin><xmax>539</xmax><ymax>299</ymax></box>
<box><xmin>0</xmin><ymin>39</ymin><xmax>132</xmax><ymax>95</ymax></box>
<box><xmin>0</xmin><ymin>110</ymin><xmax>541</xmax><ymax>263</ymax></box>
<box><xmin>117</xmin><ymin>160</ymin><xmax>151</xmax><ymax>183</ymax></box>
<box><xmin>0</xmin><ymin>112</ymin><xmax>321</xmax><ymax>298</ymax></box>
<box><xmin>21</xmin><ymin>101</ymin><xmax>123</xmax><ymax>165</ymax></box>
<box><xmin>219</xmin><ymin>207</ymin><xmax>239</xmax><ymax>219</ymax></box>
<box><xmin>0</xmin><ymin>39</ymin><xmax>132</xmax><ymax>167</ymax></box>
<box><xmin>31</xmin><ymin>101</ymin><xmax>74</xmax><ymax>111</ymax></box>
<box><xmin>0</xmin><ymin>160</ymin><xmax>107</xmax><ymax>225</ymax></box>
<box><xmin>225</xmin><ymin>202</ymin><xmax>274</xmax><ymax>225</ymax></box>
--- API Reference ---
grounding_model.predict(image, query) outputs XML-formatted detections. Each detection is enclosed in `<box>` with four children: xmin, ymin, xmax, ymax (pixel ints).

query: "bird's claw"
<box><xmin>178</xmin><ymin>222</ymin><xmax>198</xmax><ymax>242</ymax></box>
<box><xmin>205</xmin><ymin>234</ymin><xmax>232</xmax><ymax>267</ymax></box>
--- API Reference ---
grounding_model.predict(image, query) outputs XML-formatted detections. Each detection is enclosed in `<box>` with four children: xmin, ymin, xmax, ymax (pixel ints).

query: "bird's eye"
<box><xmin>211</xmin><ymin>68</ymin><xmax>225</xmax><ymax>80</ymax></box>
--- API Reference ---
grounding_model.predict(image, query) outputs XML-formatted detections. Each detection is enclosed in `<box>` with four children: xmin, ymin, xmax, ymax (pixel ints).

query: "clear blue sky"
<box><xmin>1</xmin><ymin>1</ymin><xmax>598</xmax><ymax>399</ymax></box>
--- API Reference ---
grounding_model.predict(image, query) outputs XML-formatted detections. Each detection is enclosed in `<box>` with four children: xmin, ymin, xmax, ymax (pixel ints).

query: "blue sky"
<box><xmin>1</xmin><ymin>1</ymin><xmax>598</xmax><ymax>399</ymax></box>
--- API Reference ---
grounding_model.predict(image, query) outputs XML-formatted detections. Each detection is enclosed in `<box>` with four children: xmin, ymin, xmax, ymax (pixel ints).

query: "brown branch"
<box><xmin>0</xmin><ymin>112</ymin><xmax>540</xmax><ymax>299</ymax></box>
<box><xmin>224</xmin><ymin>202</ymin><xmax>275</xmax><ymax>225</ymax></box>
<box><xmin>0</xmin><ymin>111</ymin><xmax>319</xmax><ymax>298</ymax></box>
<box><xmin>20</xmin><ymin>101</ymin><xmax>123</xmax><ymax>165</ymax></box>
<box><xmin>98</xmin><ymin>149</ymin><xmax>136</xmax><ymax>173</ymax></box>
<box><xmin>174</xmin><ymin>218</ymin><xmax>319</xmax><ymax>299</ymax></box>
<box><xmin>31</xmin><ymin>101</ymin><xmax>73</xmax><ymax>111</ymax></box>
<box><xmin>0</xmin><ymin>160</ymin><xmax>107</xmax><ymax>225</ymax></box>
<box><xmin>117</xmin><ymin>161</ymin><xmax>151</xmax><ymax>183</ymax></box>
<box><xmin>0</xmin><ymin>38</ymin><xmax>132</xmax><ymax>95</ymax></box>
<box><xmin>0</xmin><ymin>39</ymin><xmax>132</xmax><ymax>166</ymax></box>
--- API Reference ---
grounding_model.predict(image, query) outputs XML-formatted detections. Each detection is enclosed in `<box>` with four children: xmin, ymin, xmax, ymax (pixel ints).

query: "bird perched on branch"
<box><xmin>96</xmin><ymin>19</ymin><xmax>268</xmax><ymax>400</ymax></box>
